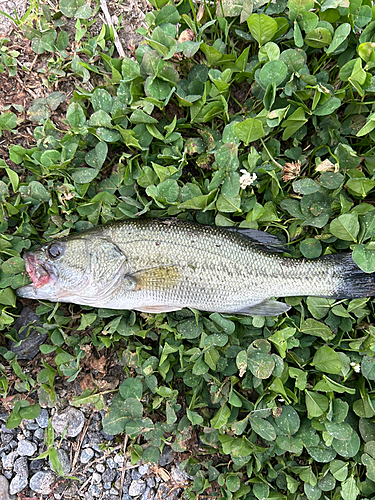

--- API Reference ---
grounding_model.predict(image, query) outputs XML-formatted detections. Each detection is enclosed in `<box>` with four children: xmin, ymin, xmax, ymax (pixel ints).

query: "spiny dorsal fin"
<box><xmin>226</xmin><ymin>227</ymin><xmax>289</xmax><ymax>253</ymax></box>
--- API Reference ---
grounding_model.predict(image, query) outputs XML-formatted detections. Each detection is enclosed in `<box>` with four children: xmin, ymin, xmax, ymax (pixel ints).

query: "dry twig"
<box><xmin>99</xmin><ymin>0</ymin><xmax>126</xmax><ymax>58</ymax></box>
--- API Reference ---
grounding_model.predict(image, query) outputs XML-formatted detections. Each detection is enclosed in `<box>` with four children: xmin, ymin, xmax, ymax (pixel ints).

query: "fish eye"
<box><xmin>47</xmin><ymin>243</ymin><xmax>62</xmax><ymax>259</ymax></box>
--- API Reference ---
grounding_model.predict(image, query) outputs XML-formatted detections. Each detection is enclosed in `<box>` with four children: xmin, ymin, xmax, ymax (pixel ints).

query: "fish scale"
<box><xmin>16</xmin><ymin>218</ymin><xmax>375</xmax><ymax>316</ymax></box>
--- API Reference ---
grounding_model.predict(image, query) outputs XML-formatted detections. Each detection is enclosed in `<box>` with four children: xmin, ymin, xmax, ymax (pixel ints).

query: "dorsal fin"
<box><xmin>225</xmin><ymin>227</ymin><xmax>289</xmax><ymax>253</ymax></box>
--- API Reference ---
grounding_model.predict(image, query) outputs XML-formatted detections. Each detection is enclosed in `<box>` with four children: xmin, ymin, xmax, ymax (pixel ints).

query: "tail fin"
<box><xmin>334</xmin><ymin>253</ymin><xmax>375</xmax><ymax>299</ymax></box>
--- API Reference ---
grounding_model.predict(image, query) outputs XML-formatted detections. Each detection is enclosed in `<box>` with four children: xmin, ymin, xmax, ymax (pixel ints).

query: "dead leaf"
<box><xmin>315</xmin><ymin>159</ymin><xmax>339</xmax><ymax>173</ymax></box>
<box><xmin>178</xmin><ymin>29</ymin><xmax>194</xmax><ymax>43</ymax></box>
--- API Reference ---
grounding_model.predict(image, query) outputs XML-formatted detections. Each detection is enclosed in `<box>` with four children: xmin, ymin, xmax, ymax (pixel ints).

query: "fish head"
<box><xmin>17</xmin><ymin>237</ymin><xmax>91</xmax><ymax>301</ymax></box>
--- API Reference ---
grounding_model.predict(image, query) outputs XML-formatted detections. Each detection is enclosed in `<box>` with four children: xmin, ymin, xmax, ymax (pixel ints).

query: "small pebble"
<box><xmin>49</xmin><ymin>449</ymin><xmax>70</xmax><ymax>475</ymax></box>
<box><xmin>26</xmin><ymin>421</ymin><xmax>39</xmax><ymax>431</ymax></box>
<box><xmin>102</xmin><ymin>469</ymin><xmax>116</xmax><ymax>483</ymax></box>
<box><xmin>92</xmin><ymin>472</ymin><xmax>102</xmax><ymax>484</ymax></box>
<box><xmin>96</xmin><ymin>463</ymin><xmax>105</xmax><ymax>473</ymax></box>
<box><xmin>30</xmin><ymin>471</ymin><xmax>55</xmax><ymax>494</ymax></box>
<box><xmin>170</xmin><ymin>465</ymin><xmax>190</xmax><ymax>483</ymax></box>
<box><xmin>146</xmin><ymin>477</ymin><xmax>155</xmax><ymax>488</ymax></box>
<box><xmin>129</xmin><ymin>479</ymin><xmax>146</xmax><ymax>497</ymax></box>
<box><xmin>2</xmin><ymin>451</ymin><xmax>18</xmax><ymax>469</ymax></box>
<box><xmin>101</xmin><ymin>431</ymin><xmax>114</xmax><ymax>441</ymax></box>
<box><xmin>88</xmin><ymin>484</ymin><xmax>101</xmax><ymax>497</ymax></box>
<box><xmin>36</xmin><ymin>409</ymin><xmax>49</xmax><ymax>428</ymax></box>
<box><xmin>131</xmin><ymin>469</ymin><xmax>141</xmax><ymax>480</ymax></box>
<box><xmin>13</xmin><ymin>457</ymin><xmax>28</xmax><ymax>477</ymax></box>
<box><xmin>9</xmin><ymin>474</ymin><xmax>27</xmax><ymax>495</ymax></box>
<box><xmin>30</xmin><ymin>459</ymin><xmax>44</xmax><ymax>470</ymax></box>
<box><xmin>1</xmin><ymin>433</ymin><xmax>13</xmax><ymax>446</ymax></box>
<box><xmin>138</xmin><ymin>464</ymin><xmax>149</xmax><ymax>475</ymax></box>
<box><xmin>80</xmin><ymin>448</ymin><xmax>94</xmax><ymax>464</ymax></box>
<box><xmin>17</xmin><ymin>439</ymin><xmax>37</xmax><ymax>457</ymax></box>
<box><xmin>0</xmin><ymin>474</ymin><xmax>15</xmax><ymax>500</ymax></box>
<box><xmin>52</xmin><ymin>408</ymin><xmax>85</xmax><ymax>437</ymax></box>
<box><xmin>158</xmin><ymin>445</ymin><xmax>173</xmax><ymax>466</ymax></box>
<box><xmin>103</xmin><ymin>482</ymin><xmax>112</xmax><ymax>490</ymax></box>
<box><xmin>141</xmin><ymin>487</ymin><xmax>154</xmax><ymax>500</ymax></box>
<box><xmin>34</xmin><ymin>428</ymin><xmax>45</xmax><ymax>441</ymax></box>
<box><xmin>106</xmin><ymin>458</ymin><xmax>116</xmax><ymax>469</ymax></box>
<box><xmin>113</xmin><ymin>454</ymin><xmax>124</xmax><ymax>465</ymax></box>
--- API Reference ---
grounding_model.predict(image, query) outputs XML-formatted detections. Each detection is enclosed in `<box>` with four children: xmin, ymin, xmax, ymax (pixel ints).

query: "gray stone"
<box><xmin>109</xmin><ymin>488</ymin><xmax>118</xmax><ymax>496</ymax></box>
<box><xmin>9</xmin><ymin>474</ymin><xmax>27</xmax><ymax>495</ymax></box>
<box><xmin>80</xmin><ymin>448</ymin><xmax>94</xmax><ymax>464</ymax></box>
<box><xmin>106</xmin><ymin>457</ymin><xmax>116</xmax><ymax>469</ymax></box>
<box><xmin>146</xmin><ymin>477</ymin><xmax>155</xmax><ymax>488</ymax></box>
<box><xmin>26</xmin><ymin>422</ymin><xmax>39</xmax><ymax>431</ymax></box>
<box><xmin>138</xmin><ymin>464</ymin><xmax>149</xmax><ymax>475</ymax></box>
<box><xmin>2</xmin><ymin>451</ymin><xmax>18</xmax><ymax>469</ymax></box>
<box><xmin>49</xmin><ymin>449</ymin><xmax>70</xmax><ymax>475</ymax></box>
<box><xmin>10</xmin><ymin>307</ymin><xmax>46</xmax><ymax>360</ymax></box>
<box><xmin>13</xmin><ymin>456</ymin><xmax>28</xmax><ymax>477</ymax></box>
<box><xmin>113</xmin><ymin>454</ymin><xmax>124</xmax><ymax>466</ymax></box>
<box><xmin>103</xmin><ymin>482</ymin><xmax>112</xmax><ymax>490</ymax></box>
<box><xmin>102</xmin><ymin>468</ymin><xmax>116</xmax><ymax>483</ymax></box>
<box><xmin>96</xmin><ymin>463</ymin><xmax>105</xmax><ymax>473</ymax></box>
<box><xmin>1</xmin><ymin>433</ymin><xmax>14</xmax><ymax>446</ymax></box>
<box><xmin>36</xmin><ymin>409</ymin><xmax>49</xmax><ymax>428</ymax></box>
<box><xmin>101</xmin><ymin>430</ymin><xmax>114</xmax><ymax>441</ymax></box>
<box><xmin>34</xmin><ymin>428</ymin><xmax>45</xmax><ymax>441</ymax></box>
<box><xmin>0</xmin><ymin>474</ymin><xmax>15</xmax><ymax>499</ymax></box>
<box><xmin>92</xmin><ymin>472</ymin><xmax>101</xmax><ymax>484</ymax></box>
<box><xmin>52</xmin><ymin>408</ymin><xmax>85</xmax><ymax>437</ymax></box>
<box><xmin>30</xmin><ymin>471</ymin><xmax>55</xmax><ymax>494</ymax></box>
<box><xmin>158</xmin><ymin>445</ymin><xmax>173</xmax><ymax>466</ymax></box>
<box><xmin>30</xmin><ymin>459</ymin><xmax>44</xmax><ymax>470</ymax></box>
<box><xmin>170</xmin><ymin>465</ymin><xmax>191</xmax><ymax>483</ymax></box>
<box><xmin>142</xmin><ymin>487</ymin><xmax>155</xmax><ymax>500</ymax></box>
<box><xmin>88</xmin><ymin>484</ymin><xmax>101</xmax><ymax>497</ymax></box>
<box><xmin>122</xmin><ymin>496</ymin><xmax>132</xmax><ymax>500</ymax></box>
<box><xmin>131</xmin><ymin>469</ymin><xmax>141</xmax><ymax>480</ymax></box>
<box><xmin>129</xmin><ymin>480</ymin><xmax>146</xmax><ymax>497</ymax></box>
<box><xmin>17</xmin><ymin>439</ymin><xmax>37</xmax><ymax>457</ymax></box>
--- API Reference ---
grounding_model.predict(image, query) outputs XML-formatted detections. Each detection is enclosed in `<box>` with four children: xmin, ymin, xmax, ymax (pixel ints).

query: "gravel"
<box><xmin>0</xmin><ymin>402</ymin><xmax>190</xmax><ymax>498</ymax></box>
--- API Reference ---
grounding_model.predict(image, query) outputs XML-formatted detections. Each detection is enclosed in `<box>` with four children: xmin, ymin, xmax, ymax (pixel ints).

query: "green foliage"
<box><xmin>0</xmin><ymin>0</ymin><xmax>375</xmax><ymax>498</ymax></box>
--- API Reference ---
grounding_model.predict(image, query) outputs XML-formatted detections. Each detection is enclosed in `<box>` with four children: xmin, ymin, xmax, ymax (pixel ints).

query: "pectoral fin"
<box><xmin>234</xmin><ymin>300</ymin><xmax>291</xmax><ymax>317</ymax></box>
<box><xmin>127</xmin><ymin>265</ymin><xmax>181</xmax><ymax>291</ymax></box>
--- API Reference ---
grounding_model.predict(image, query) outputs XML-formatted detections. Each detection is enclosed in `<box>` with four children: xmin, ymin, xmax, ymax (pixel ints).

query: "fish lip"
<box><xmin>24</xmin><ymin>252</ymin><xmax>57</xmax><ymax>288</ymax></box>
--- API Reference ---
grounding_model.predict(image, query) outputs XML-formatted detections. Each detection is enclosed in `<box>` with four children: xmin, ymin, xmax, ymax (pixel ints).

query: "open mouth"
<box><xmin>24</xmin><ymin>252</ymin><xmax>56</xmax><ymax>288</ymax></box>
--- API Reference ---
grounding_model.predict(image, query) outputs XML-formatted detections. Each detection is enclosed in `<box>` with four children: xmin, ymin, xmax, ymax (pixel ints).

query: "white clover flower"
<box><xmin>350</xmin><ymin>361</ymin><xmax>361</xmax><ymax>373</ymax></box>
<box><xmin>239</xmin><ymin>169</ymin><xmax>257</xmax><ymax>190</ymax></box>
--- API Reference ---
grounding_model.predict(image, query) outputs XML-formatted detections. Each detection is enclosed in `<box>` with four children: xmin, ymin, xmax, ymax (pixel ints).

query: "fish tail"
<box><xmin>331</xmin><ymin>253</ymin><xmax>375</xmax><ymax>299</ymax></box>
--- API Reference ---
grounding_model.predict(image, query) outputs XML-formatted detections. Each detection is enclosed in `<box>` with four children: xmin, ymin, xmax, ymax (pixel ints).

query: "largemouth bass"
<box><xmin>16</xmin><ymin>218</ymin><xmax>375</xmax><ymax>316</ymax></box>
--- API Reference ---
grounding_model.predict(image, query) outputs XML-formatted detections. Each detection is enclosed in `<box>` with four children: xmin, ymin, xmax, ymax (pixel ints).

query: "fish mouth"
<box><xmin>24</xmin><ymin>252</ymin><xmax>57</xmax><ymax>288</ymax></box>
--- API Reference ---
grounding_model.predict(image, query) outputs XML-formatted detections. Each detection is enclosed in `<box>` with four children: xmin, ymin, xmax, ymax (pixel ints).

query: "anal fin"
<box><xmin>234</xmin><ymin>300</ymin><xmax>291</xmax><ymax>317</ymax></box>
<box><xmin>136</xmin><ymin>305</ymin><xmax>182</xmax><ymax>313</ymax></box>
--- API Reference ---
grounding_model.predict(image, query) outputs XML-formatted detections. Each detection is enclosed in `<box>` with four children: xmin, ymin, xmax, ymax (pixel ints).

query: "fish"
<box><xmin>16</xmin><ymin>218</ymin><xmax>375</xmax><ymax>316</ymax></box>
